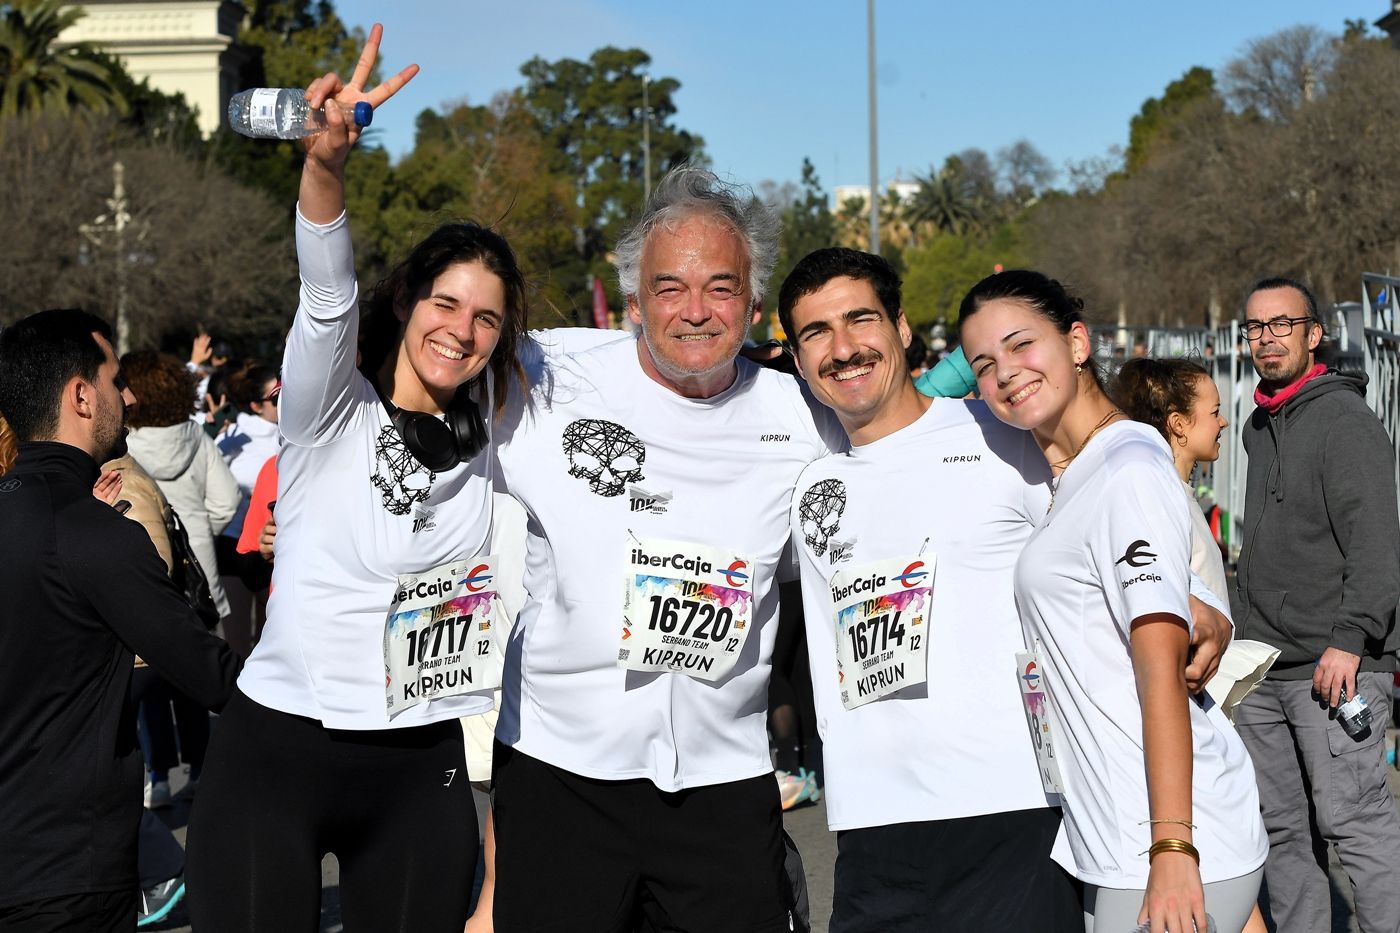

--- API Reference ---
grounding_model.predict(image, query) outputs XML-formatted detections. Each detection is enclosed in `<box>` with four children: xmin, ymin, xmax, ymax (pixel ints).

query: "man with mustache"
<box><xmin>1231</xmin><ymin>277</ymin><xmax>1400</xmax><ymax>932</ymax></box>
<box><xmin>0</xmin><ymin>309</ymin><xmax>238</xmax><ymax>932</ymax></box>
<box><xmin>779</xmin><ymin>248</ymin><xmax>1081</xmax><ymax>931</ymax></box>
<box><xmin>778</xmin><ymin>248</ymin><xmax>1239</xmax><ymax>931</ymax></box>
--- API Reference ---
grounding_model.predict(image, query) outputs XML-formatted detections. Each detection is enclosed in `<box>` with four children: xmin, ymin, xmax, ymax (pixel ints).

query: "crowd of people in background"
<box><xmin>2</xmin><ymin>24</ymin><xmax>1398</xmax><ymax>933</ymax></box>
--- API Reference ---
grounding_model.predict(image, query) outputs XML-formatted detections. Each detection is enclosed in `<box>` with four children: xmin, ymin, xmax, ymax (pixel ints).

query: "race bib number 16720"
<box><xmin>618</xmin><ymin>538</ymin><xmax>754</xmax><ymax>682</ymax></box>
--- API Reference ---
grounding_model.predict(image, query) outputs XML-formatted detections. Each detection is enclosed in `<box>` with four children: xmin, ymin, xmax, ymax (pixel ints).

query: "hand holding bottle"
<box><xmin>296</xmin><ymin>23</ymin><xmax>418</xmax><ymax>224</ymax></box>
<box><xmin>228</xmin><ymin>88</ymin><xmax>374</xmax><ymax>139</ymax></box>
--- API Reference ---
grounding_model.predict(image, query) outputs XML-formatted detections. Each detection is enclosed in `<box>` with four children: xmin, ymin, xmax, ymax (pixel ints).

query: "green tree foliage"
<box><xmin>89</xmin><ymin>49</ymin><xmax>202</xmax><ymax>148</ymax></box>
<box><xmin>0</xmin><ymin>0</ymin><xmax>125</xmax><ymax>118</ymax></box>
<box><xmin>520</xmin><ymin>47</ymin><xmax>705</xmax><ymax>310</ymax></box>
<box><xmin>901</xmin><ymin>223</ymin><xmax>1025</xmax><ymax>332</ymax></box>
<box><xmin>1343</xmin><ymin>19</ymin><xmax>1370</xmax><ymax>41</ymax></box>
<box><xmin>1124</xmin><ymin>65</ymin><xmax>1218</xmax><ymax>172</ymax></box>
<box><xmin>1028</xmin><ymin>27</ymin><xmax>1400</xmax><ymax>323</ymax></box>
<box><xmin>237</xmin><ymin>0</ymin><xmax>367</xmax><ymax>87</ymax></box>
<box><xmin>907</xmin><ymin>160</ymin><xmax>986</xmax><ymax>238</ymax></box>
<box><xmin>768</xmin><ymin>158</ymin><xmax>835</xmax><ymax>336</ymax></box>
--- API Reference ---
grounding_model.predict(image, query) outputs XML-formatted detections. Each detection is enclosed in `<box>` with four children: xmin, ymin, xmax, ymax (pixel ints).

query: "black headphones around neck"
<box><xmin>377</xmin><ymin>383</ymin><xmax>487</xmax><ymax>473</ymax></box>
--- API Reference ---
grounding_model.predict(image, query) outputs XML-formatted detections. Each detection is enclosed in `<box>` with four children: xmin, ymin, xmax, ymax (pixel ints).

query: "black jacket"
<box><xmin>0</xmin><ymin>442</ymin><xmax>240</xmax><ymax>908</ymax></box>
<box><xmin>1235</xmin><ymin>372</ymin><xmax>1400</xmax><ymax>677</ymax></box>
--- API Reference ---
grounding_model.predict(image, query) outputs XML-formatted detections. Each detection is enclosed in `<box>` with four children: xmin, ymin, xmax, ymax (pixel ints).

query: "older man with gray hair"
<box><xmin>483</xmin><ymin>165</ymin><xmax>842</xmax><ymax>931</ymax></box>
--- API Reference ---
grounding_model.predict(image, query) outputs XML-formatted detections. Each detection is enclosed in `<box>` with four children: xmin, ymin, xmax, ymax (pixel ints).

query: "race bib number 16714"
<box><xmin>831</xmin><ymin>555</ymin><xmax>934</xmax><ymax>710</ymax></box>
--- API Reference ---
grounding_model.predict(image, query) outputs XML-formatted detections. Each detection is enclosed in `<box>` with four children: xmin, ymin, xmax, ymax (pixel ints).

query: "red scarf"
<box><xmin>1254</xmin><ymin>363</ymin><xmax>1327</xmax><ymax>414</ymax></box>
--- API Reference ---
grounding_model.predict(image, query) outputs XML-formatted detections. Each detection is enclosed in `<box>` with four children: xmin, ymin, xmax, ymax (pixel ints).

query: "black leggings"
<box><xmin>186</xmin><ymin>689</ymin><xmax>478</xmax><ymax>933</ymax></box>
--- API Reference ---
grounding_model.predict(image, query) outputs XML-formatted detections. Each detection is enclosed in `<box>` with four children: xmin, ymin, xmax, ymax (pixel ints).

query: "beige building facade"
<box><xmin>59</xmin><ymin>0</ymin><xmax>246</xmax><ymax>136</ymax></box>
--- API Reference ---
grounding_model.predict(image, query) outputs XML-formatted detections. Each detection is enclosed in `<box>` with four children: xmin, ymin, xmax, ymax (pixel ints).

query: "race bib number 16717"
<box><xmin>384</xmin><ymin>557</ymin><xmax>501</xmax><ymax>716</ymax></box>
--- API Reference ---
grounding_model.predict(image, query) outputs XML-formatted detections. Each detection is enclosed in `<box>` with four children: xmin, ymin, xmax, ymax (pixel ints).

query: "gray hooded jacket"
<box><xmin>1235</xmin><ymin>370</ymin><xmax>1400</xmax><ymax>677</ymax></box>
<box><xmin>126</xmin><ymin>420</ymin><xmax>242</xmax><ymax>619</ymax></box>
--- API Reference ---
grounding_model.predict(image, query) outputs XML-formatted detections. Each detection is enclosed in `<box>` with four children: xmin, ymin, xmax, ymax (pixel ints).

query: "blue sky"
<box><xmin>335</xmin><ymin>1</ymin><xmax>1379</xmax><ymax>192</ymax></box>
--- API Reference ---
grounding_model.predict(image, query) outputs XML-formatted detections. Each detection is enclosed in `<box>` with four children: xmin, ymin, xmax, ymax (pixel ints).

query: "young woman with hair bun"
<box><xmin>1113</xmin><ymin>358</ymin><xmax>1229</xmax><ymax>601</ymax></box>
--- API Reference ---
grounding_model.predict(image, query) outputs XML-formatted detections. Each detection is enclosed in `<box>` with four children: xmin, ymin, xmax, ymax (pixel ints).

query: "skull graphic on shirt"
<box><xmin>798</xmin><ymin>478</ymin><xmax>847</xmax><ymax>557</ymax></box>
<box><xmin>372</xmin><ymin>425</ymin><xmax>434</xmax><ymax>516</ymax></box>
<box><xmin>562</xmin><ymin>419</ymin><xmax>646</xmax><ymax>498</ymax></box>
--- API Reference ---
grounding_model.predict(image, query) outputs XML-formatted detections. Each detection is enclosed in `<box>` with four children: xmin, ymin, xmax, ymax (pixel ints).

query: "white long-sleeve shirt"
<box><xmin>237</xmin><ymin>209</ymin><xmax>495</xmax><ymax>728</ymax></box>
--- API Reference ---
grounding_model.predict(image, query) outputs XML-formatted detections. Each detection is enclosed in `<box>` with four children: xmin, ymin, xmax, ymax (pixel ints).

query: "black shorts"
<box><xmin>830</xmin><ymin>806</ymin><xmax>1082</xmax><ymax>933</ymax></box>
<box><xmin>0</xmin><ymin>890</ymin><xmax>135</xmax><ymax>933</ymax></box>
<box><xmin>492</xmin><ymin>741</ymin><xmax>792</xmax><ymax>933</ymax></box>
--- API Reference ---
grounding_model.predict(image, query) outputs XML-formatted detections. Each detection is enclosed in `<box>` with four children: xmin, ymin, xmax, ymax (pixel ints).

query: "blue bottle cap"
<box><xmin>353</xmin><ymin>101</ymin><xmax>373</xmax><ymax>127</ymax></box>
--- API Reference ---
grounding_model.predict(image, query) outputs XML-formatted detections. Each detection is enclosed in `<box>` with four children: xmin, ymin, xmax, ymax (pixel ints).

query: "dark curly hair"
<box><xmin>777</xmin><ymin>247</ymin><xmax>902</xmax><ymax>346</ymax></box>
<box><xmin>121</xmin><ymin>350</ymin><xmax>198</xmax><ymax>428</ymax></box>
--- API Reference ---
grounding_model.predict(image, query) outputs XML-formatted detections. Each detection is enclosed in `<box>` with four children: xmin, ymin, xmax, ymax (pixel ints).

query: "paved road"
<box><xmin>155</xmin><ymin>746</ymin><xmax>1397</xmax><ymax>932</ymax></box>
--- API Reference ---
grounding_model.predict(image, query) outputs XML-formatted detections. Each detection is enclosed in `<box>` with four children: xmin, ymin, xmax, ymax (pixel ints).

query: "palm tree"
<box><xmin>0</xmin><ymin>1</ymin><xmax>125</xmax><ymax>118</ymax></box>
<box><xmin>906</xmin><ymin>164</ymin><xmax>984</xmax><ymax>239</ymax></box>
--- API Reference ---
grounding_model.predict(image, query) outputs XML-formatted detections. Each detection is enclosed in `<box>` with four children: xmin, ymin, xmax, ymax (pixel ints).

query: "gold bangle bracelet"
<box><xmin>1148</xmin><ymin>838</ymin><xmax>1200</xmax><ymax>864</ymax></box>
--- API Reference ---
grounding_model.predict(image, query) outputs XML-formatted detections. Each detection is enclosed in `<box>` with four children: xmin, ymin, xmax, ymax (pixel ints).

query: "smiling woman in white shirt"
<box><xmin>958</xmin><ymin>270</ymin><xmax>1268</xmax><ymax>933</ymax></box>
<box><xmin>185</xmin><ymin>27</ymin><xmax>529</xmax><ymax>933</ymax></box>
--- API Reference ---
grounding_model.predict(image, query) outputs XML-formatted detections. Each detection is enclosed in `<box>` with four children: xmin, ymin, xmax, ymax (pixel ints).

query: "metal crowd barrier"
<box><xmin>1090</xmin><ymin>275</ymin><xmax>1400</xmax><ymax>564</ymax></box>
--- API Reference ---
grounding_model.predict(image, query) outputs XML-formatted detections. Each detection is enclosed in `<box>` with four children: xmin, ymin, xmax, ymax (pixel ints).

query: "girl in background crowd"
<box><xmin>214</xmin><ymin>362</ymin><xmax>280</xmax><ymax>656</ymax></box>
<box><xmin>124</xmin><ymin>351</ymin><xmax>241</xmax><ymax>626</ymax></box>
<box><xmin>958</xmin><ymin>270</ymin><xmax>1267</xmax><ymax>933</ymax></box>
<box><xmin>1114</xmin><ymin>358</ymin><xmax>1229</xmax><ymax>603</ymax></box>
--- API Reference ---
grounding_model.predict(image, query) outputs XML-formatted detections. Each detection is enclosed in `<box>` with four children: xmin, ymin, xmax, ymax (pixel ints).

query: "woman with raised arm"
<box><xmin>958</xmin><ymin>270</ymin><xmax>1267</xmax><ymax>933</ymax></box>
<box><xmin>187</xmin><ymin>26</ymin><xmax>528</xmax><ymax>932</ymax></box>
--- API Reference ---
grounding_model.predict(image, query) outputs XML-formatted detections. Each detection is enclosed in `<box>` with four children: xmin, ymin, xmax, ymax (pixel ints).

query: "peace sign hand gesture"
<box><xmin>300</xmin><ymin>23</ymin><xmax>419</xmax><ymax>172</ymax></box>
<box><xmin>298</xmin><ymin>23</ymin><xmax>417</xmax><ymax>223</ymax></box>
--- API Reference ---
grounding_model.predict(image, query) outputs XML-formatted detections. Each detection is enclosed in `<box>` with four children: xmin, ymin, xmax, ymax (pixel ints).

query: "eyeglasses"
<box><xmin>262</xmin><ymin>382</ymin><xmax>282</xmax><ymax>404</ymax></box>
<box><xmin>1240</xmin><ymin>316</ymin><xmax>1313</xmax><ymax>341</ymax></box>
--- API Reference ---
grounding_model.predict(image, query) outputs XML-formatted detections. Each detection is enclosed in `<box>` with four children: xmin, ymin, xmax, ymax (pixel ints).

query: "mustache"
<box><xmin>819</xmin><ymin>350</ymin><xmax>883</xmax><ymax>378</ymax></box>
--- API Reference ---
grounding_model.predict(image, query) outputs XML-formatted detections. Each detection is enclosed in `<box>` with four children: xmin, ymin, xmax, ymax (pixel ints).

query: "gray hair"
<box><xmin>615</xmin><ymin>165</ymin><xmax>780</xmax><ymax>311</ymax></box>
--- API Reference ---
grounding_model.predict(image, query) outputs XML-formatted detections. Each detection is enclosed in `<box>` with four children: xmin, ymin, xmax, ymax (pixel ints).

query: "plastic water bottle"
<box><xmin>1337</xmin><ymin>684</ymin><xmax>1374</xmax><ymax>738</ymax></box>
<box><xmin>227</xmin><ymin>88</ymin><xmax>373</xmax><ymax>139</ymax></box>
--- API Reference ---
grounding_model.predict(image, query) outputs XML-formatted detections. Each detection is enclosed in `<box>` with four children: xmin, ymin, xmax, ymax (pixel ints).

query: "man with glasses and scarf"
<box><xmin>1232</xmin><ymin>276</ymin><xmax>1400</xmax><ymax>932</ymax></box>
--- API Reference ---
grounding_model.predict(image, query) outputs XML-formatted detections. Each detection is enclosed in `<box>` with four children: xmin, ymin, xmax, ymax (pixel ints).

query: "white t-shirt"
<box><xmin>792</xmin><ymin>400</ymin><xmax>1056</xmax><ymax>830</ymax></box>
<box><xmin>1014</xmin><ymin>420</ymin><xmax>1267</xmax><ymax>887</ymax></box>
<box><xmin>236</xmin><ymin>209</ymin><xmax>496</xmax><ymax>729</ymax></box>
<box><xmin>494</xmin><ymin>337</ymin><xmax>843</xmax><ymax>791</ymax></box>
<box><xmin>1185</xmin><ymin>481</ymin><xmax>1229</xmax><ymax>606</ymax></box>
